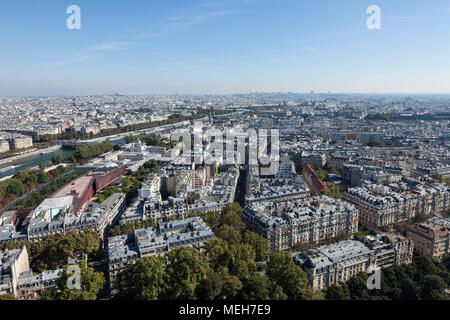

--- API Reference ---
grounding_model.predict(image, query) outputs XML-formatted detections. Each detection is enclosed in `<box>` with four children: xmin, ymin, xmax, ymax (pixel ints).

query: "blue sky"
<box><xmin>1</xmin><ymin>0</ymin><xmax>450</xmax><ymax>96</ymax></box>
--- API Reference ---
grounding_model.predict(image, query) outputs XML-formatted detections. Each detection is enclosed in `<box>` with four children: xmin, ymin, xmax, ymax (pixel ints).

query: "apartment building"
<box><xmin>329</xmin><ymin>153</ymin><xmax>353</xmax><ymax>171</ymax></box>
<box><xmin>293</xmin><ymin>240</ymin><xmax>374</xmax><ymax>289</ymax></box>
<box><xmin>243</xmin><ymin>196</ymin><xmax>359</xmax><ymax>250</ymax></box>
<box><xmin>12</xmin><ymin>193</ymin><xmax>126</xmax><ymax>242</ymax></box>
<box><xmin>293</xmin><ymin>235</ymin><xmax>414</xmax><ymax>289</ymax></box>
<box><xmin>343</xmin><ymin>184</ymin><xmax>419</xmax><ymax>229</ymax></box>
<box><xmin>0</xmin><ymin>246</ymin><xmax>60</xmax><ymax>299</ymax></box>
<box><xmin>381</xmin><ymin>232</ymin><xmax>415</xmax><ymax>265</ymax></box>
<box><xmin>275</xmin><ymin>154</ymin><xmax>296</xmax><ymax>179</ymax></box>
<box><xmin>343</xmin><ymin>164</ymin><xmax>365</xmax><ymax>187</ymax></box>
<box><xmin>0</xmin><ymin>139</ymin><xmax>9</xmax><ymax>153</ymax></box>
<box><xmin>343</xmin><ymin>181</ymin><xmax>450</xmax><ymax>229</ymax></box>
<box><xmin>7</xmin><ymin>135</ymin><xmax>33</xmax><ymax>150</ymax></box>
<box><xmin>119</xmin><ymin>165</ymin><xmax>238</xmax><ymax>225</ymax></box>
<box><xmin>407</xmin><ymin>217</ymin><xmax>450</xmax><ymax>258</ymax></box>
<box><xmin>245</xmin><ymin>177</ymin><xmax>310</xmax><ymax>205</ymax></box>
<box><xmin>300</xmin><ymin>152</ymin><xmax>327</xmax><ymax>169</ymax></box>
<box><xmin>107</xmin><ymin>217</ymin><xmax>216</xmax><ymax>294</ymax></box>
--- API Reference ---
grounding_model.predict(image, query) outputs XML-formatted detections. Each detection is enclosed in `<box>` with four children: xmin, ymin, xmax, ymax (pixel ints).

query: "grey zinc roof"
<box><xmin>108</xmin><ymin>217</ymin><xmax>215</xmax><ymax>263</ymax></box>
<box><xmin>294</xmin><ymin>240</ymin><xmax>373</xmax><ymax>270</ymax></box>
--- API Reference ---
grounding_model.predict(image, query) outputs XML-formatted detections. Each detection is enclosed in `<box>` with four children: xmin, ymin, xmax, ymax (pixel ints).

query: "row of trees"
<box><xmin>0</xmin><ymin>141</ymin><xmax>111</xmax><ymax>211</ymax></box>
<box><xmin>5</xmin><ymin>141</ymin><xmax>113</xmax><ymax>209</ymax></box>
<box><xmin>0</xmin><ymin>165</ymin><xmax>75</xmax><ymax>211</ymax></box>
<box><xmin>115</xmin><ymin>203</ymin><xmax>311</xmax><ymax>300</ymax></box>
<box><xmin>124</xmin><ymin>135</ymin><xmax>141</xmax><ymax>144</ymax></box>
<box><xmin>325</xmin><ymin>255</ymin><xmax>450</xmax><ymax>300</ymax></box>
<box><xmin>0</xmin><ymin>231</ymin><xmax>101</xmax><ymax>272</ymax></box>
<box><xmin>364</xmin><ymin>113</ymin><xmax>393</xmax><ymax>122</ymax></box>
<box><xmin>431</xmin><ymin>173</ymin><xmax>450</xmax><ymax>187</ymax></box>
<box><xmin>37</xmin><ymin>109</ymin><xmax>233</xmax><ymax>144</ymax></box>
<box><xmin>124</xmin><ymin>134</ymin><xmax>175</xmax><ymax>150</ymax></box>
<box><xmin>12</xmin><ymin>170</ymin><xmax>83</xmax><ymax>211</ymax></box>
<box><xmin>72</xmin><ymin>141</ymin><xmax>113</xmax><ymax>162</ymax></box>
<box><xmin>50</xmin><ymin>153</ymin><xmax>68</xmax><ymax>165</ymax></box>
<box><xmin>0</xmin><ymin>170</ymin><xmax>47</xmax><ymax>199</ymax></box>
<box><xmin>141</xmin><ymin>134</ymin><xmax>175</xmax><ymax>150</ymax></box>
<box><xmin>37</xmin><ymin>131</ymin><xmax>93</xmax><ymax>142</ymax></box>
<box><xmin>121</xmin><ymin>115</ymin><xmax>192</xmax><ymax>133</ymax></box>
<box><xmin>363</xmin><ymin>140</ymin><xmax>400</xmax><ymax>148</ymax></box>
<box><xmin>95</xmin><ymin>186</ymin><xmax>122</xmax><ymax>204</ymax></box>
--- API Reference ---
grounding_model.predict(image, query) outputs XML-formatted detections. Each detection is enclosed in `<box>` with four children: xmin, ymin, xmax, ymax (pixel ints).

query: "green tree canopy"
<box><xmin>215</xmin><ymin>225</ymin><xmax>242</xmax><ymax>246</ymax></box>
<box><xmin>221</xmin><ymin>211</ymin><xmax>246</xmax><ymax>233</ymax></box>
<box><xmin>206</xmin><ymin>238</ymin><xmax>233</xmax><ymax>270</ymax></box>
<box><xmin>55</xmin><ymin>261</ymin><xmax>105</xmax><ymax>300</ymax></box>
<box><xmin>325</xmin><ymin>284</ymin><xmax>350</xmax><ymax>300</ymax></box>
<box><xmin>267</xmin><ymin>251</ymin><xmax>308</xmax><ymax>300</ymax></box>
<box><xmin>195</xmin><ymin>269</ymin><xmax>224</xmax><ymax>300</ymax></box>
<box><xmin>1</xmin><ymin>231</ymin><xmax>101</xmax><ymax>272</ymax></box>
<box><xmin>37</xmin><ymin>171</ymin><xmax>49</xmax><ymax>184</ymax></box>
<box><xmin>240</xmin><ymin>274</ymin><xmax>270</xmax><ymax>300</ymax></box>
<box><xmin>325</xmin><ymin>255</ymin><xmax>450</xmax><ymax>301</ymax></box>
<box><xmin>229</xmin><ymin>243</ymin><xmax>256</xmax><ymax>279</ymax></box>
<box><xmin>117</xmin><ymin>256</ymin><xmax>168</xmax><ymax>300</ymax></box>
<box><xmin>220</xmin><ymin>275</ymin><xmax>243</xmax><ymax>299</ymax></box>
<box><xmin>421</xmin><ymin>274</ymin><xmax>448</xmax><ymax>300</ymax></box>
<box><xmin>242</xmin><ymin>231</ymin><xmax>270</xmax><ymax>262</ymax></box>
<box><xmin>6</xmin><ymin>180</ymin><xmax>26</xmax><ymax>196</ymax></box>
<box><xmin>166</xmin><ymin>247</ymin><xmax>208</xmax><ymax>299</ymax></box>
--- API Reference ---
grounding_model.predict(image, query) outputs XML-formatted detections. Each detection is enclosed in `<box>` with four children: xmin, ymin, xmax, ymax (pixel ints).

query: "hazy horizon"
<box><xmin>4</xmin><ymin>92</ymin><xmax>450</xmax><ymax>99</ymax></box>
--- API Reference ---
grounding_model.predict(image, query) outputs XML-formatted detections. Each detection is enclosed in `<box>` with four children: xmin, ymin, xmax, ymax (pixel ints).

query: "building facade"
<box><xmin>293</xmin><ymin>235</ymin><xmax>414</xmax><ymax>289</ymax></box>
<box><xmin>407</xmin><ymin>217</ymin><xmax>450</xmax><ymax>258</ymax></box>
<box><xmin>343</xmin><ymin>181</ymin><xmax>449</xmax><ymax>229</ymax></box>
<box><xmin>7</xmin><ymin>135</ymin><xmax>33</xmax><ymax>150</ymax></box>
<box><xmin>0</xmin><ymin>246</ymin><xmax>60</xmax><ymax>299</ymax></box>
<box><xmin>107</xmin><ymin>217</ymin><xmax>216</xmax><ymax>294</ymax></box>
<box><xmin>243</xmin><ymin>196</ymin><xmax>359</xmax><ymax>250</ymax></box>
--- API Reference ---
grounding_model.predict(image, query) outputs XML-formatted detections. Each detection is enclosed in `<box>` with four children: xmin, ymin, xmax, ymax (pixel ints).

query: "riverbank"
<box><xmin>79</xmin><ymin>120</ymin><xmax>191</xmax><ymax>145</ymax></box>
<box><xmin>44</xmin><ymin>163</ymin><xmax>70</xmax><ymax>173</ymax></box>
<box><xmin>0</xmin><ymin>145</ymin><xmax>62</xmax><ymax>166</ymax></box>
<box><xmin>0</xmin><ymin>174</ymin><xmax>13</xmax><ymax>182</ymax></box>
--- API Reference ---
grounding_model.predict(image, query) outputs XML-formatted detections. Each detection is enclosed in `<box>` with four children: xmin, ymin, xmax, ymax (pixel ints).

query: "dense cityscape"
<box><xmin>1</xmin><ymin>1</ymin><xmax>449</xmax><ymax>316</ymax></box>
<box><xmin>0</xmin><ymin>93</ymin><xmax>449</xmax><ymax>302</ymax></box>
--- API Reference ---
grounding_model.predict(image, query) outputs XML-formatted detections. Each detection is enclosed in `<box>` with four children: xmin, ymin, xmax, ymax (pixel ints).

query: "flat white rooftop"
<box><xmin>34</xmin><ymin>196</ymin><xmax>73</xmax><ymax>211</ymax></box>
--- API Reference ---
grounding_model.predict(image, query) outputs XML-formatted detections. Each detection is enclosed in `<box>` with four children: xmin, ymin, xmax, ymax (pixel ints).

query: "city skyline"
<box><xmin>1</xmin><ymin>0</ymin><xmax>450</xmax><ymax>96</ymax></box>
<box><xmin>0</xmin><ymin>0</ymin><xmax>449</xmax><ymax>308</ymax></box>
